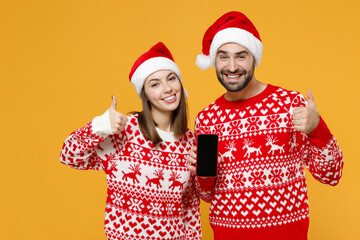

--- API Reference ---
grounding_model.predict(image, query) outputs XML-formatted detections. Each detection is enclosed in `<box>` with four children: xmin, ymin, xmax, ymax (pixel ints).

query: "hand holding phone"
<box><xmin>196</xmin><ymin>134</ymin><xmax>218</xmax><ymax>177</ymax></box>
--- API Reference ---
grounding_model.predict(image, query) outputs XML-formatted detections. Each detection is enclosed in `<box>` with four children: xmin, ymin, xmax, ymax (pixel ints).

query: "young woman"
<box><xmin>60</xmin><ymin>42</ymin><xmax>201</xmax><ymax>240</ymax></box>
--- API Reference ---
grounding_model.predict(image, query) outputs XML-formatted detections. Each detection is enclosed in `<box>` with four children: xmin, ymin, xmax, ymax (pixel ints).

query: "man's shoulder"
<box><xmin>195</xmin><ymin>95</ymin><xmax>224</xmax><ymax>117</ymax></box>
<box><xmin>271</xmin><ymin>84</ymin><xmax>300</xmax><ymax>95</ymax></box>
<box><xmin>269</xmin><ymin>84</ymin><xmax>304</xmax><ymax>102</ymax></box>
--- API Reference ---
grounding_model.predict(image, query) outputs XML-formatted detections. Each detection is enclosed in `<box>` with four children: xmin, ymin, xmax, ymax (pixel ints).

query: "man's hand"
<box><xmin>109</xmin><ymin>96</ymin><xmax>128</xmax><ymax>134</ymax></box>
<box><xmin>293</xmin><ymin>90</ymin><xmax>320</xmax><ymax>134</ymax></box>
<box><xmin>186</xmin><ymin>146</ymin><xmax>222</xmax><ymax>177</ymax></box>
<box><xmin>186</xmin><ymin>146</ymin><xmax>197</xmax><ymax>175</ymax></box>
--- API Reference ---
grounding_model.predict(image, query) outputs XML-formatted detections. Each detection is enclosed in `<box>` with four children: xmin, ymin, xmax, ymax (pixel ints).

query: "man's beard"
<box><xmin>216</xmin><ymin>63</ymin><xmax>255</xmax><ymax>92</ymax></box>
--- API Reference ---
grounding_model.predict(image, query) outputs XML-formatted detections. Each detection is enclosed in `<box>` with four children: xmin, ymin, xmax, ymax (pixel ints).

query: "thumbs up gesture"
<box><xmin>109</xmin><ymin>96</ymin><xmax>128</xmax><ymax>134</ymax></box>
<box><xmin>293</xmin><ymin>90</ymin><xmax>320</xmax><ymax>134</ymax></box>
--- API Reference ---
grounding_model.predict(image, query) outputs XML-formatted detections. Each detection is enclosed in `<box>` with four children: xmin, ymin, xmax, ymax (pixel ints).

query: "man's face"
<box><xmin>215</xmin><ymin>43</ymin><xmax>255</xmax><ymax>92</ymax></box>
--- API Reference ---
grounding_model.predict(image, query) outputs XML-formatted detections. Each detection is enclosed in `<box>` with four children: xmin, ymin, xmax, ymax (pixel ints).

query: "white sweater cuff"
<box><xmin>92</xmin><ymin>110</ymin><xmax>113</xmax><ymax>137</ymax></box>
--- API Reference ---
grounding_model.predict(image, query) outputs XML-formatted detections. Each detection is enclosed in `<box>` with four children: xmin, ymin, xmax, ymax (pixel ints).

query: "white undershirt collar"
<box><xmin>155</xmin><ymin>127</ymin><xmax>178</xmax><ymax>142</ymax></box>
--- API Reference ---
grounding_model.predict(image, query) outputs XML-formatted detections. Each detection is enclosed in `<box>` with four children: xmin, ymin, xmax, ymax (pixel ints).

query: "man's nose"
<box><xmin>228</xmin><ymin>58</ymin><xmax>238</xmax><ymax>72</ymax></box>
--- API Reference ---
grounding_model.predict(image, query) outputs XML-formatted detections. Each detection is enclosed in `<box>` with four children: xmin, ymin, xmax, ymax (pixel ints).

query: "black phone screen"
<box><xmin>196</xmin><ymin>134</ymin><xmax>218</xmax><ymax>177</ymax></box>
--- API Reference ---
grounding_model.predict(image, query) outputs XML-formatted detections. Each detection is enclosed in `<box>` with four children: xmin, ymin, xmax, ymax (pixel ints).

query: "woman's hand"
<box><xmin>109</xmin><ymin>96</ymin><xmax>128</xmax><ymax>134</ymax></box>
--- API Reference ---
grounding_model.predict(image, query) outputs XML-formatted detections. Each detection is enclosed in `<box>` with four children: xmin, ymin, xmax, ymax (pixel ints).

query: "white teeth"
<box><xmin>164</xmin><ymin>95</ymin><xmax>175</xmax><ymax>101</ymax></box>
<box><xmin>227</xmin><ymin>75</ymin><xmax>240</xmax><ymax>79</ymax></box>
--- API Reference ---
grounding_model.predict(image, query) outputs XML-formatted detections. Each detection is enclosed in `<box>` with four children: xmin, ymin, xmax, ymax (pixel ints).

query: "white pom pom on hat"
<box><xmin>196</xmin><ymin>53</ymin><xmax>213</xmax><ymax>70</ymax></box>
<box><xmin>196</xmin><ymin>11</ymin><xmax>263</xmax><ymax>70</ymax></box>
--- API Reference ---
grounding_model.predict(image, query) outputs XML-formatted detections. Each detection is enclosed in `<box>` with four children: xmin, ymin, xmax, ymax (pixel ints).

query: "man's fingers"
<box><xmin>292</xmin><ymin>114</ymin><xmax>302</xmax><ymax>121</ymax></box>
<box><xmin>186</xmin><ymin>153</ymin><xmax>197</xmax><ymax>164</ymax></box>
<box><xmin>187</xmin><ymin>157</ymin><xmax>197</xmax><ymax>165</ymax></box>
<box><xmin>186</xmin><ymin>153</ymin><xmax>197</xmax><ymax>175</ymax></box>
<box><xmin>293</xmin><ymin>111</ymin><xmax>308</xmax><ymax>120</ymax></box>
<box><xmin>293</xmin><ymin>118</ymin><xmax>306</xmax><ymax>126</ymax></box>
<box><xmin>217</xmin><ymin>156</ymin><xmax>222</xmax><ymax>165</ymax></box>
<box><xmin>293</xmin><ymin>120</ymin><xmax>300</xmax><ymax>127</ymax></box>
<box><xmin>293</xmin><ymin>107</ymin><xmax>305</xmax><ymax>114</ymax></box>
<box><xmin>293</xmin><ymin>119</ymin><xmax>308</xmax><ymax>133</ymax></box>
<box><xmin>292</xmin><ymin>91</ymin><xmax>319</xmax><ymax>134</ymax></box>
<box><xmin>189</xmin><ymin>149</ymin><xmax>197</xmax><ymax>159</ymax></box>
<box><xmin>293</xmin><ymin>123</ymin><xmax>306</xmax><ymax>133</ymax></box>
<box><xmin>187</xmin><ymin>164</ymin><xmax>196</xmax><ymax>174</ymax></box>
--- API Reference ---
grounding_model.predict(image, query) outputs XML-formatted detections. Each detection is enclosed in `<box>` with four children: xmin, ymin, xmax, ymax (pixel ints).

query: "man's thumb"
<box><xmin>110</xmin><ymin>95</ymin><xmax>117</xmax><ymax>110</ymax></box>
<box><xmin>307</xmin><ymin>89</ymin><xmax>315</xmax><ymax>106</ymax></box>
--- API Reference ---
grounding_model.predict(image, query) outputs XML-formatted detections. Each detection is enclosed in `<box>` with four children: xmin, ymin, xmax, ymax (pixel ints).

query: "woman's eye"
<box><xmin>151</xmin><ymin>83</ymin><xmax>159</xmax><ymax>87</ymax></box>
<box><xmin>169</xmin><ymin>76</ymin><xmax>176</xmax><ymax>81</ymax></box>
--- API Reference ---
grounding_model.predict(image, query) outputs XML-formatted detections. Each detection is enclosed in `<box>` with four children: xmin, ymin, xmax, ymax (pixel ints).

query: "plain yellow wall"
<box><xmin>1</xmin><ymin>0</ymin><xmax>359</xmax><ymax>239</ymax></box>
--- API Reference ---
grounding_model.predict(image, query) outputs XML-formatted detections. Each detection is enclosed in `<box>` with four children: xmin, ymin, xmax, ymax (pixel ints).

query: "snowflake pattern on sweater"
<box><xmin>60</xmin><ymin>114</ymin><xmax>201</xmax><ymax>240</ymax></box>
<box><xmin>194</xmin><ymin>84</ymin><xmax>343</xmax><ymax>239</ymax></box>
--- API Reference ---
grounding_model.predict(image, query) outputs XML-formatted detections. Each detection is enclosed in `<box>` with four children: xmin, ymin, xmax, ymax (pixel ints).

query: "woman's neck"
<box><xmin>151</xmin><ymin>109</ymin><xmax>173</xmax><ymax>132</ymax></box>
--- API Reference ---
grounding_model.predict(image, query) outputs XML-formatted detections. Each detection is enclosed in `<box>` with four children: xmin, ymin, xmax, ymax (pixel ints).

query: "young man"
<box><xmin>186</xmin><ymin>11</ymin><xmax>344</xmax><ymax>240</ymax></box>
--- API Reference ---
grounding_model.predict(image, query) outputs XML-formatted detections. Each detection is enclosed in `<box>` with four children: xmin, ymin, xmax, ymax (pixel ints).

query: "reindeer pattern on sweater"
<box><xmin>194</xmin><ymin>84</ymin><xmax>343</xmax><ymax>239</ymax></box>
<box><xmin>60</xmin><ymin>114</ymin><xmax>201</xmax><ymax>240</ymax></box>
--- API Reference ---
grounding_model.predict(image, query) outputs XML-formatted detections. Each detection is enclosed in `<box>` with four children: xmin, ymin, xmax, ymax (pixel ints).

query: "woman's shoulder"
<box><xmin>182</xmin><ymin>128</ymin><xmax>196</xmax><ymax>142</ymax></box>
<box><xmin>120</xmin><ymin>113</ymin><xmax>141</xmax><ymax>138</ymax></box>
<box><xmin>126</xmin><ymin>113</ymin><xmax>139</xmax><ymax>126</ymax></box>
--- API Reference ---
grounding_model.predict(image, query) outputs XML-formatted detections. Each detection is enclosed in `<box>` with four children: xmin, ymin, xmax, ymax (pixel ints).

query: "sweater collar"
<box><xmin>215</xmin><ymin>84</ymin><xmax>275</xmax><ymax>109</ymax></box>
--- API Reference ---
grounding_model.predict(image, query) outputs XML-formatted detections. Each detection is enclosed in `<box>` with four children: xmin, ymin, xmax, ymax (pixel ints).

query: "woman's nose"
<box><xmin>163</xmin><ymin>82</ymin><xmax>172</xmax><ymax>93</ymax></box>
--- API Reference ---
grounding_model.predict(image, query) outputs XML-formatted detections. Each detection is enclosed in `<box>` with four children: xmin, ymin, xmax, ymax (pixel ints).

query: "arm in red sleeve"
<box><xmin>298</xmin><ymin>116</ymin><xmax>344</xmax><ymax>186</ymax></box>
<box><xmin>194</xmin><ymin>177</ymin><xmax>216</xmax><ymax>203</ymax></box>
<box><xmin>59</xmin><ymin>110</ymin><xmax>114</xmax><ymax>170</ymax></box>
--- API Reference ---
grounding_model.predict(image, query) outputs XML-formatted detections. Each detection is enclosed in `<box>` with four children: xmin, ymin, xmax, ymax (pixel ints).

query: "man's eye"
<box><xmin>220</xmin><ymin>56</ymin><xmax>227</xmax><ymax>60</ymax></box>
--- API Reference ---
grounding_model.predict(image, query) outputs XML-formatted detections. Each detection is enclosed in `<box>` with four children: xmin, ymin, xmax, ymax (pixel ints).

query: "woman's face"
<box><xmin>144</xmin><ymin>70</ymin><xmax>182</xmax><ymax>115</ymax></box>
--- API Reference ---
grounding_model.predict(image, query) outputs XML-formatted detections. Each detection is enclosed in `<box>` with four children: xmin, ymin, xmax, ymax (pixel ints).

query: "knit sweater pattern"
<box><xmin>194</xmin><ymin>84</ymin><xmax>343</xmax><ymax>239</ymax></box>
<box><xmin>60</xmin><ymin>114</ymin><xmax>201</xmax><ymax>240</ymax></box>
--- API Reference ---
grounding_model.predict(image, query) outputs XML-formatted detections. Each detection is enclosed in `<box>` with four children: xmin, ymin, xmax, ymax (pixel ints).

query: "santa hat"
<box><xmin>196</xmin><ymin>11</ymin><xmax>263</xmax><ymax>70</ymax></box>
<box><xmin>129</xmin><ymin>42</ymin><xmax>184</xmax><ymax>97</ymax></box>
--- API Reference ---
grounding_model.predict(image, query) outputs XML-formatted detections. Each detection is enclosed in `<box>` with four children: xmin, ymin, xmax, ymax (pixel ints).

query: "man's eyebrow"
<box><xmin>236</xmin><ymin>51</ymin><xmax>249</xmax><ymax>55</ymax></box>
<box><xmin>216</xmin><ymin>50</ymin><xmax>249</xmax><ymax>55</ymax></box>
<box><xmin>217</xmin><ymin>50</ymin><xmax>228</xmax><ymax>55</ymax></box>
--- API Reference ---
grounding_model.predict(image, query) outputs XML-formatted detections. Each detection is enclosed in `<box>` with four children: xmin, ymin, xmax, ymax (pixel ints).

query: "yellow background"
<box><xmin>1</xmin><ymin>0</ymin><xmax>359</xmax><ymax>239</ymax></box>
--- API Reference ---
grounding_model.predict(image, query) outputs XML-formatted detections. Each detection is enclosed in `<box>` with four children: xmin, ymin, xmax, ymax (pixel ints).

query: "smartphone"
<box><xmin>196</xmin><ymin>134</ymin><xmax>218</xmax><ymax>177</ymax></box>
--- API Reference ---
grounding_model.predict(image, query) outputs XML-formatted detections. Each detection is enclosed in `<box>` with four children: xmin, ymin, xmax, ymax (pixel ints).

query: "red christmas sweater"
<box><xmin>194</xmin><ymin>84</ymin><xmax>343</xmax><ymax>240</ymax></box>
<box><xmin>60</xmin><ymin>113</ymin><xmax>201</xmax><ymax>240</ymax></box>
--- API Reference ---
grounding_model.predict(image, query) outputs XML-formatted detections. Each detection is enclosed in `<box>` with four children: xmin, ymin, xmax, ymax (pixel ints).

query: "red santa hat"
<box><xmin>129</xmin><ymin>42</ymin><xmax>184</xmax><ymax>97</ymax></box>
<box><xmin>196</xmin><ymin>11</ymin><xmax>263</xmax><ymax>70</ymax></box>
